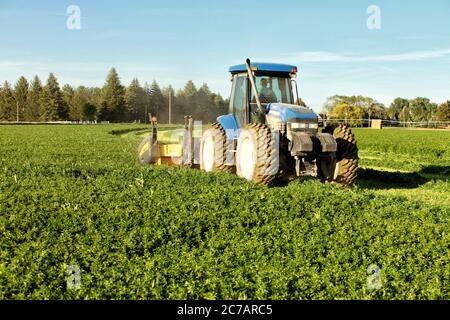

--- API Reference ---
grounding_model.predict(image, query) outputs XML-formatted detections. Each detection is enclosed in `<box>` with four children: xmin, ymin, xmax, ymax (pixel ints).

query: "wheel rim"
<box><xmin>333</xmin><ymin>161</ymin><xmax>340</xmax><ymax>180</ymax></box>
<box><xmin>202</xmin><ymin>135</ymin><xmax>215</xmax><ymax>172</ymax></box>
<box><xmin>239</xmin><ymin>136</ymin><xmax>255</xmax><ymax>180</ymax></box>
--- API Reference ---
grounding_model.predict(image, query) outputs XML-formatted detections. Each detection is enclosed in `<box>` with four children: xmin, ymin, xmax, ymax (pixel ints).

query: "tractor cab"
<box><xmin>217</xmin><ymin>61</ymin><xmax>319</xmax><ymax>144</ymax></box>
<box><xmin>227</xmin><ymin>62</ymin><xmax>300</xmax><ymax>127</ymax></box>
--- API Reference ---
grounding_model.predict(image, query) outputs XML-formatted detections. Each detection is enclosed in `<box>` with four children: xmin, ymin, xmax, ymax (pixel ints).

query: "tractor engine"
<box><xmin>265</xmin><ymin>103</ymin><xmax>337</xmax><ymax>177</ymax></box>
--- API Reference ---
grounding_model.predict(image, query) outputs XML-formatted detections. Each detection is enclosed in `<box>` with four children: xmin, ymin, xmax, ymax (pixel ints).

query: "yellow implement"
<box><xmin>137</xmin><ymin>116</ymin><xmax>195</xmax><ymax>167</ymax></box>
<box><xmin>157</xmin><ymin>144</ymin><xmax>183</xmax><ymax>165</ymax></box>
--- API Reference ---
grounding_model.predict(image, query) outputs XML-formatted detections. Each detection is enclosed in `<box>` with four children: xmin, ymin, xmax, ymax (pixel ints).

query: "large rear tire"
<box><xmin>320</xmin><ymin>125</ymin><xmax>358</xmax><ymax>186</ymax></box>
<box><xmin>236</xmin><ymin>123</ymin><xmax>278</xmax><ymax>185</ymax></box>
<box><xmin>199</xmin><ymin>123</ymin><xmax>232</xmax><ymax>173</ymax></box>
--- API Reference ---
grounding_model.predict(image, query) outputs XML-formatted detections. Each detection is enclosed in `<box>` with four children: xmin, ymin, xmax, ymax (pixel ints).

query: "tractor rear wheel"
<box><xmin>236</xmin><ymin>123</ymin><xmax>278</xmax><ymax>185</ymax></box>
<box><xmin>320</xmin><ymin>125</ymin><xmax>358</xmax><ymax>186</ymax></box>
<box><xmin>199</xmin><ymin>123</ymin><xmax>232</xmax><ymax>173</ymax></box>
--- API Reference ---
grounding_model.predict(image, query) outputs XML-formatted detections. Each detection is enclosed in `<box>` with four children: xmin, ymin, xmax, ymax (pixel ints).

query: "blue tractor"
<box><xmin>138</xmin><ymin>59</ymin><xmax>358</xmax><ymax>185</ymax></box>
<box><xmin>198</xmin><ymin>59</ymin><xmax>358</xmax><ymax>185</ymax></box>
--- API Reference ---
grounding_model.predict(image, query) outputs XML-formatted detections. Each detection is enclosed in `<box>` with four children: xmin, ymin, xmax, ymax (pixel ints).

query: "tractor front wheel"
<box><xmin>236</xmin><ymin>123</ymin><xmax>278</xmax><ymax>185</ymax></box>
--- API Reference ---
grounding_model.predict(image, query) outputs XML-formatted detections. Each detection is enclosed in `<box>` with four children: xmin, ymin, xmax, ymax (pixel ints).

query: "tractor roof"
<box><xmin>229</xmin><ymin>62</ymin><xmax>298</xmax><ymax>74</ymax></box>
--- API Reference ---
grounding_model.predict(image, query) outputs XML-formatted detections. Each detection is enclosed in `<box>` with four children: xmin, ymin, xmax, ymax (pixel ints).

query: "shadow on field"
<box><xmin>357</xmin><ymin>166</ymin><xmax>450</xmax><ymax>189</ymax></box>
<box><xmin>420</xmin><ymin>165</ymin><xmax>450</xmax><ymax>177</ymax></box>
<box><xmin>110</xmin><ymin>127</ymin><xmax>148</xmax><ymax>136</ymax></box>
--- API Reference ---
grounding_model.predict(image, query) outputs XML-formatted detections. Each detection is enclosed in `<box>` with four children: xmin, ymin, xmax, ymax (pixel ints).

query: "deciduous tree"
<box><xmin>330</xmin><ymin>102</ymin><xmax>365</xmax><ymax>126</ymax></box>
<box><xmin>388</xmin><ymin>97</ymin><xmax>410</xmax><ymax>121</ymax></box>
<box><xmin>436</xmin><ymin>101</ymin><xmax>450</xmax><ymax>122</ymax></box>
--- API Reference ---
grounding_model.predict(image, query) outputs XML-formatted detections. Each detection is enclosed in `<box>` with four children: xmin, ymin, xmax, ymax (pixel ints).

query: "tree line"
<box><xmin>0</xmin><ymin>68</ymin><xmax>229</xmax><ymax>124</ymax></box>
<box><xmin>323</xmin><ymin>95</ymin><xmax>450</xmax><ymax>126</ymax></box>
<box><xmin>2</xmin><ymin>70</ymin><xmax>449</xmax><ymax>126</ymax></box>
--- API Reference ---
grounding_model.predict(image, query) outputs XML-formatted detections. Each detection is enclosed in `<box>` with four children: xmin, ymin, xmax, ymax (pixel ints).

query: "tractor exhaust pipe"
<box><xmin>245</xmin><ymin>58</ymin><xmax>266</xmax><ymax>115</ymax></box>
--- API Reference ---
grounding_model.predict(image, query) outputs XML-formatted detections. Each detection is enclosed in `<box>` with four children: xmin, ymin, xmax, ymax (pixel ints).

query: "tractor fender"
<box><xmin>289</xmin><ymin>131</ymin><xmax>313</xmax><ymax>156</ymax></box>
<box><xmin>315</xmin><ymin>133</ymin><xmax>337</xmax><ymax>153</ymax></box>
<box><xmin>217</xmin><ymin>114</ymin><xmax>239</xmax><ymax>141</ymax></box>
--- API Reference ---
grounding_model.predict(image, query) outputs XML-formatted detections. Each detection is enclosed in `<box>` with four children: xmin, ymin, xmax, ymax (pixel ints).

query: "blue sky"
<box><xmin>1</xmin><ymin>0</ymin><xmax>450</xmax><ymax>111</ymax></box>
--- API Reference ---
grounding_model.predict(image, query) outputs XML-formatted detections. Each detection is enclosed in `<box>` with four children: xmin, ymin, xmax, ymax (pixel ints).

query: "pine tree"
<box><xmin>0</xmin><ymin>81</ymin><xmax>15</xmax><ymax>121</ymax></box>
<box><xmin>14</xmin><ymin>76</ymin><xmax>29</xmax><ymax>122</ymax></box>
<box><xmin>69</xmin><ymin>86</ymin><xmax>101</xmax><ymax>121</ymax></box>
<box><xmin>40</xmin><ymin>73</ymin><xmax>65</xmax><ymax>121</ymax></box>
<box><xmin>212</xmin><ymin>93</ymin><xmax>227</xmax><ymax>121</ymax></box>
<box><xmin>212</xmin><ymin>94</ymin><xmax>224</xmax><ymax>108</ymax></box>
<box><xmin>101</xmin><ymin>68</ymin><xmax>125</xmax><ymax>122</ymax></box>
<box><xmin>173</xmin><ymin>80</ymin><xmax>198</xmax><ymax>123</ymax></box>
<box><xmin>183</xmin><ymin>80</ymin><xmax>197</xmax><ymax>96</ymax></box>
<box><xmin>148</xmin><ymin>80</ymin><xmax>165</xmax><ymax>121</ymax></box>
<box><xmin>183</xmin><ymin>80</ymin><xmax>198</xmax><ymax>113</ymax></box>
<box><xmin>197</xmin><ymin>83</ymin><xmax>212</xmax><ymax>120</ymax></box>
<box><xmin>82</xmin><ymin>103</ymin><xmax>97</xmax><ymax>121</ymax></box>
<box><xmin>62</xmin><ymin>84</ymin><xmax>76</xmax><ymax>120</ymax></box>
<box><xmin>82</xmin><ymin>87</ymin><xmax>101</xmax><ymax>121</ymax></box>
<box><xmin>162</xmin><ymin>85</ymin><xmax>175</xmax><ymax>101</ymax></box>
<box><xmin>125</xmin><ymin>78</ymin><xmax>146</xmax><ymax>122</ymax></box>
<box><xmin>0</xmin><ymin>70</ymin><xmax>229</xmax><ymax>124</ymax></box>
<box><xmin>26</xmin><ymin>76</ymin><xmax>43</xmax><ymax>121</ymax></box>
<box><xmin>162</xmin><ymin>85</ymin><xmax>175</xmax><ymax>124</ymax></box>
<box><xmin>143</xmin><ymin>82</ymin><xmax>151</xmax><ymax>121</ymax></box>
<box><xmin>70</xmin><ymin>86</ymin><xmax>86</xmax><ymax>121</ymax></box>
<box><xmin>97</xmin><ymin>101</ymin><xmax>109</xmax><ymax>122</ymax></box>
<box><xmin>197</xmin><ymin>83</ymin><xmax>211</xmax><ymax>106</ymax></box>
<box><xmin>89</xmin><ymin>87</ymin><xmax>103</xmax><ymax>109</ymax></box>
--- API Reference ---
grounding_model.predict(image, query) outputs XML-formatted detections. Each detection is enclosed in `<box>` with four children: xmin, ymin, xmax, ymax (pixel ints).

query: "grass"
<box><xmin>0</xmin><ymin>124</ymin><xmax>448</xmax><ymax>299</ymax></box>
<box><xmin>352</xmin><ymin>128</ymin><xmax>450</xmax><ymax>207</ymax></box>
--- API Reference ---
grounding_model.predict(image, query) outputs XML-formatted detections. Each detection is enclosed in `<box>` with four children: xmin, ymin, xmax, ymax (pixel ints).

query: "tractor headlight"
<box><xmin>290</xmin><ymin>123</ymin><xmax>318</xmax><ymax>129</ymax></box>
<box><xmin>290</xmin><ymin>123</ymin><xmax>307</xmax><ymax>129</ymax></box>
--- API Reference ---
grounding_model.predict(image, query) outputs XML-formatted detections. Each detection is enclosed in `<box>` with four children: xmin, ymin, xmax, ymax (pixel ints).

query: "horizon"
<box><xmin>1</xmin><ymin>0</ymin><xmax>450</xmax><ymax>111</ymax></box>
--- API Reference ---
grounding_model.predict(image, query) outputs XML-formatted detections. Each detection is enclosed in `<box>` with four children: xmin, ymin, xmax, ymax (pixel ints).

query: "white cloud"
<box><xmin>286</xmin><ymin>48</ymin><xmax>450</xmax><ymax>63</ymax></box>
<box><xmin>0</xmin><ymin>60</ymin><xmax>167</xmax><ymax>73</ymax></box>
<box><xmin>0</xmin><ymin>61</ymin><xmax>27</xmax><ymax>69</ymax></box>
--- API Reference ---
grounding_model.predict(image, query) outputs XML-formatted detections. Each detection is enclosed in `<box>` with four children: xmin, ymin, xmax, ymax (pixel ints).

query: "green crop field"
<box><xmin>0</xmin><ymin>125</ymin><xmax>449</xmax><ymax>299</ymax></box>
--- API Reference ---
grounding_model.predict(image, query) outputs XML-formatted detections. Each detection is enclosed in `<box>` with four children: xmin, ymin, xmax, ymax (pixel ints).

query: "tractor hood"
<box><xmin>266</xmin><ymin>103</ymin><xmax>318</xmax><ymax>122</ymax></box>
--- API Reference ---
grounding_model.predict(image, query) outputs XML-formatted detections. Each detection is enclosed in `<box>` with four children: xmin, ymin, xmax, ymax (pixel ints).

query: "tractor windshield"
<box><xmin>248</xmin><ymin>75</ymin><xmax>294</xmax><ymax>122</ymax></box>
<box><xmin>251</xmin><ymin>76</ymin><xmax>293</xmax><ymax>105</ymax></box>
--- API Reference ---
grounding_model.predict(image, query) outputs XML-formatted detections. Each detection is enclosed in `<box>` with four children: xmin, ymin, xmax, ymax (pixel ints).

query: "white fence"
<box><xmin>322</xmin><ymin>118</ymin><xmax>450</xmax><ymax>129</ymax></box>
<box><xmin>0</xmin><ymin>120</ymin><xmax>110</xmax><ymax>125</ymax></box>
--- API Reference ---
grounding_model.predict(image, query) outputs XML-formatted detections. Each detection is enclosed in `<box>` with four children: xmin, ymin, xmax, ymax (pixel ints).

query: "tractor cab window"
<box><xmin>229</xmin><ymin>75</ymin><xmax>247</xmax><ymax>127</ymax></box>
<box><xmin>250</xmin><ymin>76</ymin><xmax>293</xmax><ymax>107</ymax></box>
<box><xmin>248</xmin><ymin>76</ymin><xmax>293</xmax><ymax>123</ymax></box>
